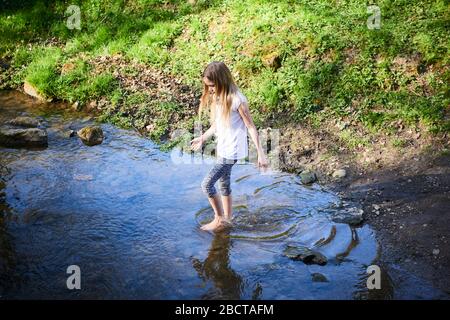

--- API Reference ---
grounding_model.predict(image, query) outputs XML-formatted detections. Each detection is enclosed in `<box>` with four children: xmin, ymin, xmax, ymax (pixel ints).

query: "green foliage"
<box><xmin>24</xmin><ymin>47</ymin><xmax>62</xmax><ymax>97</ymax></box>
<box><xmin>128</xmin><ymin>21</ymin><xmax>183</xmax><ymax>66</ymax></box>
<box><xmin>392</xmin><ymin>138</ymin><xmax>408</xmax><ymax>148</ymax></box>
<box><xmin>339</xmin><ymin>128</ymin><xmax>371</xmax><ymax>150</ymax></box>
<box><xmin>0</xmin><ymin>0</ymin><xmax>448</xmax><ymax>135</ymax></box>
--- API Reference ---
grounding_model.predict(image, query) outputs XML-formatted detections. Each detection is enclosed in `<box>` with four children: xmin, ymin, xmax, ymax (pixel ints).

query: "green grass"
<box><xmin>392</xmin><ymin>138</ymin><xmax>408</xmax><ymax>148</ymax></box>
<box><xmin>338</xmin><ymin>128</ymin><xmax>371</xmax><ymax>150</ymax></box>
<box><xmin>24</xmin><ymin>47</ymin><xmax>62</xmax><ymax>97</ymax></box>
<box><xmin>0</xmin><ymin>0</ymin><xmax>448</xmax><ymax>139</ymax></box>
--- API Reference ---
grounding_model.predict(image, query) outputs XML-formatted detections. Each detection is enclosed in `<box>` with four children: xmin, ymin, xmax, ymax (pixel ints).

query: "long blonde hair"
<box><xmin>199</xmin><ymin>61</ymin><xmax>238</xmax><ymax>128</ymax></box>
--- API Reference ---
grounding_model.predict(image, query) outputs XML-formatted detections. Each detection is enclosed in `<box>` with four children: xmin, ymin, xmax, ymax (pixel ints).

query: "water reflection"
<box><xmin>0</xmin><ymin>176</ymin><xmax>19</xmax><ymax>298</ymax></box>
<box><xmin>192</xmin><ymin>231</ymin><xmax>243</xmax><ymax>299</ymax></box>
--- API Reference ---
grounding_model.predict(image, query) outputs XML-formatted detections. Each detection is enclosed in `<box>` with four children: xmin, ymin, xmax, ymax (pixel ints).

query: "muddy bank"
<box><xmin>330</xmin><ymin>155</ymin><xmax>450</xmax><ymax>296</ymax></box>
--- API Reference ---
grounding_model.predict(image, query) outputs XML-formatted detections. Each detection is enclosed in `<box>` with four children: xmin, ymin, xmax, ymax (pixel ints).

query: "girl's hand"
<box><xmin>257</xmin><ymin>152</ymin><xmax>269</xmax><ymax>172</ymax></box>
<box><xmin>190</xmin><ymin>136</ymin><xmax>203</xmax><ymax>151</ymax></box>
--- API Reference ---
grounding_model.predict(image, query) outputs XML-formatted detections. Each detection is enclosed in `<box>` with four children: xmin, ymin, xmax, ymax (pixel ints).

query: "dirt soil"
<box><xmin>333</xmin><ymin>154</ymin><xmax>449</xmax><ymax>297</ymax></box>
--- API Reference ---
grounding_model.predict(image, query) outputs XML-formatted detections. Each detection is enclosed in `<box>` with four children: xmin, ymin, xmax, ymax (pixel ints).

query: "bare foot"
<box><xmin>201</xmin><ymin>217</ymin><xmax>232</xmax><ymax>232</ymax></box>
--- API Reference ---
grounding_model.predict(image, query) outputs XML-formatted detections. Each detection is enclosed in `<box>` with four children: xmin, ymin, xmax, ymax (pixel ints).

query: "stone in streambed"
<box><xmin>331</xmin><ymin>206</ymin><xmax>364</xmax><ymax>225</ymax></box>
<box><xmin>332</xmin><ymin>169</ymin><xmax>347</xmax><ymax>179</ymax></box>
<box><xmin>299</xmin><ymin>170</ymin><xmax>317</xmax><ymax>185</ymax></box>
<box><xmin>71</xmin><ymin>101</ymin><xmax>82</xmax><ymax>112</ymax></box>
<box><xmin>311</xmin><ymin>273</ymin><xmax>329</xmax><ymax>282</ymax></box>
<box><xmin>77</xmin><ymin>125</ymin><xmax>104</xmax><ymax>146</ymax></box>
<box><xmin>0</xmin><ymin>126</ymin><xmax>48</xmax><ymax>148</ymax></box>
<box><xmin>58</xmin><ymin>129</ymin><xmax>76</xmax><ymax>139</ymax></box>
<box><xmin>68</xmin><ymin>129</ymin><xmax>76</xmax><ymax>138</ymax></box>
<box><xmin>283</xmin><ymin>245</ymin><xmax>327</xmax><ymax>266</ymax></box>
<box><xmin>6</xmin><ymin>116</ymin><xmax>43</xmax><ymax>128</ymax></box>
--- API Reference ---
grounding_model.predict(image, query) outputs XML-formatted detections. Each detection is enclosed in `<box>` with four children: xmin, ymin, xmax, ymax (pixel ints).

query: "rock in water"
<box><xmin>0</xmin><ymin>126</ymin><xmax>48</xmax><ymax>148</ymax></box>
<box><xmin>68</xmin><ymin>130</ymin><xmax>76</xmax><ymax>138</ymax></box>
<box><xmin>72</xmin><ymin>101</ymin><xmax>82</xmax><ymax>111</ymax></box>
<box><xmin>311</xmin><ymin>273</ymin><xmax>329</xmax><ymax>282</ymax></box>
<box><xmin>299</xmin><ymin>170</ymin><xmax>317</xmax><ymax>184</ymax></box>
<box><xmin>6</xmin><ymin>116</ymin><xmax>42</xmax><ymax>128</ymax></box>
<box><xmin>77</xmin><ymin>126</ymin><xmax>104</xmax><ymax>146</ymax></box>
<box><xmin>283</xmin><ymin>245</ymin><xmax>327</xmax><ymax>266</ymax></box>
<box><xmin>332</xmin><ymin>169</ymin><xmax>347</xmax><ymax>179</ymax></box>
<box><xmin>331</xmin><ymin>206</ymin><xmax>364</xmax><ymax>225</ymax></box>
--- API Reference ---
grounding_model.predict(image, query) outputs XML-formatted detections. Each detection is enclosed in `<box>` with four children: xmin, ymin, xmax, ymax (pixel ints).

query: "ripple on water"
<box><xmin>196</xmin><ymin>204</ymin><xmax>303</xmax><ymax>240</ymax></box>
<box><xmin>0</xmin><ymin>91</ymin><xmax>394</xmax><ymax>299</ymax></box>
<box><xmin>195</xmin><ymin>175</ymin><xmax>380</xmax><ymax>272</ymax></box>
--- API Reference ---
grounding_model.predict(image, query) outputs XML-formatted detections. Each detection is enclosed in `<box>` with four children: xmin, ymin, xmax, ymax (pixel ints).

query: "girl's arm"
<box><xmin>191</xmin><ymin>123</ymin><xmax>215</xmax><ymax>151</ymax></box>
<box><xmin>237</xmin><ymin>102</ymin><xmax>269</xmax><ymax>170</ymax></box>
<box><xmin>201</xmin><ymin>123</ymin><xmax>216</xmax><ymax>141</ymax></box>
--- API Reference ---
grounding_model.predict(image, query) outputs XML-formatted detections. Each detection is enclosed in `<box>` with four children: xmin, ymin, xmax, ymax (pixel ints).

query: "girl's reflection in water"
<box><xmin>192</xmin><ymin>230</ymin><xmax>250</xmax><ymax>300</ymax></box>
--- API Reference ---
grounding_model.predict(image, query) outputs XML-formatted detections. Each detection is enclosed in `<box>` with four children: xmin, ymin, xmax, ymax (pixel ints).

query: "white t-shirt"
<box><xmin>214</xmin><ymin>89</ymin><xmax>248</xmax><ymax>160</ymax></box>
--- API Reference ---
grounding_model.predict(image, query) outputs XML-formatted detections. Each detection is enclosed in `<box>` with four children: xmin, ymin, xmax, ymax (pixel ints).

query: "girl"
<box><xmin>191</xmin><ymin>61</ymin><xmax>268</xmax><ymax>232</ymax></box>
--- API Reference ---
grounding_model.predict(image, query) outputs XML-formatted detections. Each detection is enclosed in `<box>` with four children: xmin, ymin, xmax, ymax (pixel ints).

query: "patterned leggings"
<box><xmin>201</xmin><ymin>157</ymin><xmax>238</xmax><ymax>197</ymax></box>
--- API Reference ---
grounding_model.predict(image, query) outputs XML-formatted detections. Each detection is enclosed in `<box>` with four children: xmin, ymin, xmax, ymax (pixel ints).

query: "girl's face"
<box><xmin>203</xmin><ymin>77</ymin><xmax>216</xmax><ymax>95</ymax></box>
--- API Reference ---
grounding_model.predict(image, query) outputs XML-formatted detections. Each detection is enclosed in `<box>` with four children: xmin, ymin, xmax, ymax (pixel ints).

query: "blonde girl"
<box><xmin>191</xmin><ymin>61</ymin><xmax>268</xmax><ymax>231</ymax></box>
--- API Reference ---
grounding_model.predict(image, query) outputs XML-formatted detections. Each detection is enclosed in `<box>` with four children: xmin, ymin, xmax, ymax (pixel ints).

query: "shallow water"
<box><xmin>0</xmin><ymin>91</ymin><xmax>391</xmax><ymax>299</ymax></box>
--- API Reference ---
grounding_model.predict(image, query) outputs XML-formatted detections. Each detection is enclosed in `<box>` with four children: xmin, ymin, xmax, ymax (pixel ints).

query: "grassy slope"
<box><xmin>0</xmin><ymin>0</ymin><xmax>449</xmax><ymax>143</ymax></box>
